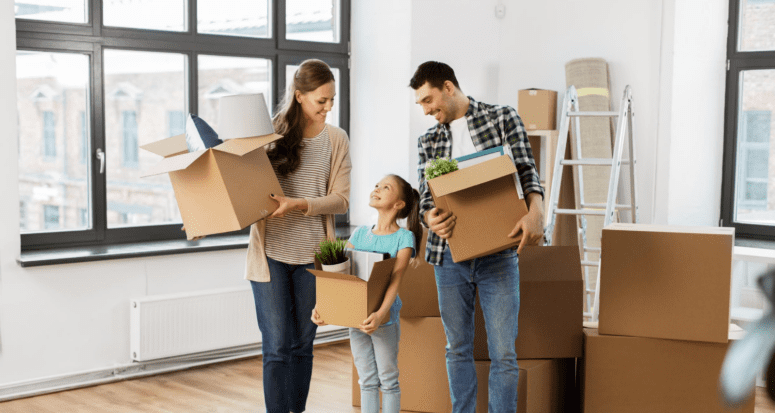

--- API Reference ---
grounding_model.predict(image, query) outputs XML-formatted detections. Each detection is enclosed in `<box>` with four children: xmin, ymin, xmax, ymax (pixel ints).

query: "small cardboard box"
<box><xmin>398</xmin><ymin>228</ymin><xmax>440</xmax><ymax>318</ymax></box>
<box><xmin>581</xmin><ymin>327</ymin><xmax>753</xmax><ymax>413</ymax></box>
<box><xmin>141</xmin><ymin>94</ymin><xmax>284</xmax><ymax>240</ymax></box>
<box><xmin>308</xmin><ymin>257</ymin><xmax>396</xmax><ymax>329</ymax></box>
<box><xmin>518</xmin><ymin>89</ymin><xmax>557</xmax><ymax>130</ymax></box>
<box><xmin>353</xmin><ymin>316</ymin><xmax>451</xmax><ymax>412</ymax></box>
<box><xmin>428</xmin><ymin>154</ymin><xmax>529</xmax><ymax>263</ymax></box>
<box><xmin>474</xmin><ymin>246</ymin><xmax>584</xmax><ymax>360</ymax></box>
<box><xmin>475</xmin><ymin>359</ymin><xmax>577</xmax><ymax>413</ymax></box>
<box><xmin>599</xmin><ymin>223</ymin><xmax>735</xmax><ymax>343</ymax></box>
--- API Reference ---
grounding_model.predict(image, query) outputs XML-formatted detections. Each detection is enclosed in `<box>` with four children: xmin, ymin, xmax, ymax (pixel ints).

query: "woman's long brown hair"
<box><xmin>268</xmin><ymin>59</ymin><xmax>335</xmax><ymax>176</ymax></box>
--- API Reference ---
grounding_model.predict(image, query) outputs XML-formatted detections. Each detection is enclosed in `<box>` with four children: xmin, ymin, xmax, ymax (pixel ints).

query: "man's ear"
<box><xmin>443</xmin><ymin>80</ymin><xmax>456</xmax><ymax>95</ymax></box>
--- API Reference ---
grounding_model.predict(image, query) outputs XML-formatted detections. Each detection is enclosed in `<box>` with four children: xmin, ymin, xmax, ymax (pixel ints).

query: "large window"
<box><xmin>16</xmin><ymin>0</ymin><xmax>350</xmax><ymax>250</ymax></box>
<box><xmin>722</xmin><ymin>0</ymin><xmax>775</xmax><ymax>238</ymax></box>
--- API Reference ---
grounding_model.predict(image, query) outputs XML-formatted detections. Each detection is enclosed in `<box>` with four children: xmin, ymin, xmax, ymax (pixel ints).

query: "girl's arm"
<box><xmin>359</xmin><ymin>247</ymin><xmax>413</xmax><ymax>334</ymax></box>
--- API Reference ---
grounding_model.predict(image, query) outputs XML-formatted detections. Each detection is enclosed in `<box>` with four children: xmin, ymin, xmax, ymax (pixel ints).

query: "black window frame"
<box><xmin>17</xmin><ymin>0</ymin><xmax>351</xmax><ymax>251</ymax></box>
<box><xmin>721</xmin><ymin>0</ymin><xmax>775</xmax><ymax>239</ymax></box>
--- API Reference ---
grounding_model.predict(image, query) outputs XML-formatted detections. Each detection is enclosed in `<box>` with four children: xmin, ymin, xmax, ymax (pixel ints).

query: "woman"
<box><xmin>245</xmin><ymin>59</ymin><xmax>351</xmax><ymax>413</ymax></box>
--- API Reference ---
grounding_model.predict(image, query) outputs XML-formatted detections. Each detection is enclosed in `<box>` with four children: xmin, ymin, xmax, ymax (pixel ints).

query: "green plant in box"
<box><xmin>315</xmin><ymin>238</ymin><xmax>348</xmax><ymax>266</ymax></box>
<box><xmin>424</xmin><ymin>157</ymin><xmax>459</xmax><ymax>180</ymax></box>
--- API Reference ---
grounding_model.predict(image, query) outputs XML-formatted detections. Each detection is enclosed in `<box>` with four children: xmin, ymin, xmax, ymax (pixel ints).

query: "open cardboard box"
<box><xmin>308</xmin><ymin>255</ymin><xmax>396</xmax><ymax>329</ymax></box>
<box><xmin>428</xmin><ymin>154</ymin><xmax>529</xmax><ymax>263</ymax></box>
<box><xmin>141</xmin><ymin>94</ymin><xmax>284</xmax><ymax>240</ymax></box>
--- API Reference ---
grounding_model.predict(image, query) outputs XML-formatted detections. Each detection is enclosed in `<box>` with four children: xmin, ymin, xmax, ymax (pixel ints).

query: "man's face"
<box><xmin>415</xmin><ymin>81</ymin><xmax>455</xmax><ymax>124</ymax></box>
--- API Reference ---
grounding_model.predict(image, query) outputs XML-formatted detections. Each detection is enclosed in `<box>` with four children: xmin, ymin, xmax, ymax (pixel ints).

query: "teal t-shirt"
<box><xmin>347</xmin><ymin>225</ymin><xmax>415</xmax><ymax>327</ymax></box>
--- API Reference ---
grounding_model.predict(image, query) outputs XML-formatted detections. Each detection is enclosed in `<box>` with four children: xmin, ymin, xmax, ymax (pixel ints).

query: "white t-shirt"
<box><xmin>449</xmin><ymin>116</ymin><xmax>477</xmax><ymax>159</ymax></box>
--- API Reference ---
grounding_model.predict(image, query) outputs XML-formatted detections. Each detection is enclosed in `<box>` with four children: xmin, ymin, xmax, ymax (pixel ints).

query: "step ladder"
<box><xmin>544</xmin><ymin>85</ymin><xmax>638</xmax><ymax>322</ymax></box>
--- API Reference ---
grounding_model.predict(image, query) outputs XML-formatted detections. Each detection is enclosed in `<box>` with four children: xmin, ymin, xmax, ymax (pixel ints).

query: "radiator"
<box><xmin>130</xmin><ymin>287</ymin><xmax>261</xmax><ymax>362</ymax></box>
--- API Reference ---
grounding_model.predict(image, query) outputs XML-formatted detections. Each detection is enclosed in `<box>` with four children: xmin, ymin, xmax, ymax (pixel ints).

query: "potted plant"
<box><xmin>315</xmin><ymin>238</ymin><xmax>350</xmax><ymax>274</ymax></box>
<box><xmin>424</xmin><ymin>156</ymin><xmax>459</xmax><ymax>180</ymax></box>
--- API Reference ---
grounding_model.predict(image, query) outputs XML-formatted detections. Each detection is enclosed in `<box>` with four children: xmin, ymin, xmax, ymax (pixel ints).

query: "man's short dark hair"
<box><xmin>409</xmin><ymin>61</ymin><xmax>460</xmax><ymax>91</ymax></box>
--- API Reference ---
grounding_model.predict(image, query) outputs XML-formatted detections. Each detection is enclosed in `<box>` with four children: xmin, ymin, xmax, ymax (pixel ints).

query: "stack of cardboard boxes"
<box><xmin>583</xmin><ymin>223</ymin><xmax>754</xmax><ymax>413</ymax></box>
<box><xmin>352</xmin><ymin>239</ymin><xmax>585</xmax><ymax>412</ymax></box>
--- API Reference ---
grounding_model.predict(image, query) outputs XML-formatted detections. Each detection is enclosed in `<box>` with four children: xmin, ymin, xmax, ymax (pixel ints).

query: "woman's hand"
<box><xmin>359</xmin><ymin>311</ymin><xmax>387</xmax><ymax>335</ymax></box>
<box><xmin>311</xmin><ymin>307</ymin><xmax>327</xmax><ymax>326</ymax></box>
<box><xmin>181</xmin><ymin>225</ymin><xmax>206</xmax><ymax>241</ymax></box>
<box><xmin>268</xmin><ymin>194</ymin><xmax>309</xmax><ymax>218</ymax></box>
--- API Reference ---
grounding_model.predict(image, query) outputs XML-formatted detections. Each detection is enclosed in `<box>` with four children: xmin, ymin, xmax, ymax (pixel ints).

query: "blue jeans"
<box><xmin>349</xmin><ymin>322</ymin><xmax>401</xmax><ymax>413</ymax></box>
<box><xmin>250</xmin><ymin>258</ymin><xmax>318</xmax><ymax>413</ymax></box>
<box><xmin>435</xmin><ymin>246</ymin><xmax>520</xmax><ymax>413</ymax></box>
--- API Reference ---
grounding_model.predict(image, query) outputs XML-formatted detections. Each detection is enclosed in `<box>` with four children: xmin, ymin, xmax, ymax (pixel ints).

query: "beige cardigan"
<box><xmin>244</xmin><ymin>124</ymin><xmax>352</xmax><ymax>282</ymax></box>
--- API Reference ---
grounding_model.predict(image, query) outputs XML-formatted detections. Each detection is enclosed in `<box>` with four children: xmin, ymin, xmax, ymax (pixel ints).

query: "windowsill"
<box><xmin>17</xmin><ymin>225</ymin><xmax>357</xmax><ymax>268</ymax></box>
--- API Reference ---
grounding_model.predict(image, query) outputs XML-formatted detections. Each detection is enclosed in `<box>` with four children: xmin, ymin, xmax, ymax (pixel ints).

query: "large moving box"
<box><xmin>141</xmin><ymin>94</ymin><xmax>283</xmax><ymax>240</ymax></box>
<box><xmin>581</xmin><ymin>327</ymin><xmax>752</xmax><ymax>413</ymax></box>
<box><xmin>309</xmin><ymin>258</ymin><xmax>396</xmax><ymax>328</ymax></box>
<box><xmin>599</xmin><ymin>223</ymin><xmax>735</xmax><ymax>343</ymax></box>
<box><xmin>427</xmin><ymin>155</ymin><xmax>529</xmax><ymax>262</ymax></box>
<box><xmin>474</xmin><ymin>246</ymin><xmax>583</xmax><ymax>360</ymax></box>
<box><xmin>475</xmin><ymin>359</ymin><xmax>577</xmax><ymax>413</ymax></box>
<box><xmin>518</xmin><ymin>89</ymin><xmax>557</xmax><ymax>130</ymax></box>
<box><xmin>353</xmin><ymin>317</ymin><xmax>451</xmax><ymax>412</ymax></box>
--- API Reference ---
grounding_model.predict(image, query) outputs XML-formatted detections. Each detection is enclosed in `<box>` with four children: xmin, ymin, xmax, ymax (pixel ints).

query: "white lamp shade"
<box><xmin>217</xmin><ymin>93</ymin><xmax>275</xmax><ymax>140</ymax></box>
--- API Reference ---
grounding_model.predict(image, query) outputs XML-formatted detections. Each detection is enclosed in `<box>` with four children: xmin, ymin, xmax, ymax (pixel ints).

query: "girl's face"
<box><xmin>296</xmin><ymin>81</ymin><xmax>336</xmax><ymax>125</ymax></box>
<box><xmin>369</xmin><ymin>177</ymin><xmax>405</xmax><ymax>211</ymax></box>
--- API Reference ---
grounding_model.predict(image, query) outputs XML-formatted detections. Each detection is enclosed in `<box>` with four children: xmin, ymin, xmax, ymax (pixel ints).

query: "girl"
<box><xmin>312</xmin><ymin>174</ymin><xmax>422</xmax><ymax>413</ymax></box>
<box><xmin>246</xmin><ymin>59</ymin><xmax>351</xmax><ymax>413</ymax></box>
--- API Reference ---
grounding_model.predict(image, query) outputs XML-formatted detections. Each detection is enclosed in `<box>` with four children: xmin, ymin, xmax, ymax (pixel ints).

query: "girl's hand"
<box><xmin>311</xmin><ymin>307</ymin><xmax>327</xmax><ymax>326</ymax></box>
<box><xmin>268</xmin><ymin>194</ymin><xmax>308</xmax><ymax>218</ymax></box>
<box><xmin>359</xmin><ymin>311</ymin><xmax>386</xmax><ymax>335</ymax></box>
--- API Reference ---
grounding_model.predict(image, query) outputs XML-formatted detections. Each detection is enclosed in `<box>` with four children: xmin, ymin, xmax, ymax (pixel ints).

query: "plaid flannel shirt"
<box><xmin>417</xmin><ymin>96</ymin><xmax>544</xmax><ymax>266</ymax></box>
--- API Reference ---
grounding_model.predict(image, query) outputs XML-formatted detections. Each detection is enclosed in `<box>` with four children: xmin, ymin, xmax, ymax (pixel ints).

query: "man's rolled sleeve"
<box><xmin>417</xmin><ymin>137</ymin><xmax>435</xmax><ymax>228</ymax></box>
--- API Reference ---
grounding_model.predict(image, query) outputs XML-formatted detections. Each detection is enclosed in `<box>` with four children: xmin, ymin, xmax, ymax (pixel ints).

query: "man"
<box><xmin>410</xmin><ymin>61</ymin><xmax>544</xmax><ymax>413</ymax></box>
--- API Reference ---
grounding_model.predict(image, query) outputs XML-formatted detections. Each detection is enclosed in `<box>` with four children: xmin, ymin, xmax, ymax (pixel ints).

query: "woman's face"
<box><xmin>296</xmin><ymin>80</ymin><xmax>336</xmax><ymax>125</ymax></box>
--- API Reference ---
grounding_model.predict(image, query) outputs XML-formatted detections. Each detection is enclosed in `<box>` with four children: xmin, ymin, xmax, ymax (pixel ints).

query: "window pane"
<box><xmin>198</xmin><ymin>0</ymin><xmax>270</xmax><ymax>38</ymax></box>
<box><xmin>198</xmin><ymin>55</ymin><xmax>273</xmax><ymax>132</ymax></box>
<box><xmin>15</xmin><ymin>0</ymin><xmax>87</xmax><ymax>24</ymax></box>
<box><xmin>16</xmin><ymin>51</ymin><xmax>91</xmax><ymax>233</ymax></box>
<box><xmin>285</xmin><ymin>64</ymin><xmax>340</xmax><ymax>127</ymax></box>
<box><xmin>735</xmin><ymin>70</ymin><xmax>775</xmax><ymax>221</ymax></box>
<box><xmin>104</xmin><ymin>50</ymin><xmax>185</xmax><ymax>228</ymax></box>
<box><xmin>104</xmin><ymin>0</ymin><xmax>186</xmax><ymax>32</ymax></box>
<box><xmin>286</xmin><ymin>0</ymin><xmax>340</xmax><ymax>43</ymax></box>
<box><xmin>739</xmin><ymin>0</ymin><xmax>775</xmax><ymax>51</ymax></box>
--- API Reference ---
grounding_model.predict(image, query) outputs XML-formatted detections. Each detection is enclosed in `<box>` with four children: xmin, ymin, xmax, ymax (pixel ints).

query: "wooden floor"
<box><xmin>1</xmin><ymin>340</ymin><xmax>774</xmax><ymax>413</ymax></box>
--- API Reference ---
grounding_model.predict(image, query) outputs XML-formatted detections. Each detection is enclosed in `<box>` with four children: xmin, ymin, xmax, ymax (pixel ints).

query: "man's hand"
<box><xmin>508</xmin><ymin>193</ymin><xmax>545</xmax><ymax>254</ymax></box>
<box><xmin>269</xmin><ymin>194</ymin><xmax>307</xmax><ymax>218</ymax></box>
<box><xmin>311</xmin><ymin>307</ymin><xmax>327</xmax><ymax>326</ymax></box>
<box><xmin>359</xmin><ymin>311</ymin><xmax>387</xmax><ymax>335</ymax></box>
<box><xmin>426</xmin><ymin>207</ymin><xmax>456</xmax><ymax>239</ymax></box>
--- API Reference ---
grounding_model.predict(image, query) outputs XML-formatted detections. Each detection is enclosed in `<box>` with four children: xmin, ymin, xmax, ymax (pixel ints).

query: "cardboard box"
<box><xmin>599</xmin><ymin>223</ymin><xmax>735</xmax><ymax>343</ymax></box>
<box><xmin>474</xmin><ymin>246</ymin><xmax>584</xmax><ymax>360</ymax></box>
<box><xmin>141</xmin><ymin>94</ymin><xmax>284</xmax><ymax>240</ymax></box>
<box><xmin>353</xmin><ymin>317</ymin><xmax>452</xmax><ymax>412</ymax></box>
<box><xmin>476</xmin><ymin>359</ymin><xmax>577</xmax><ymax>413</ymax></box>
<box><xmin>308</xmin><ymin>258</ymin><xmax>396</xmax><ymax>328</ymax></box>
<box><xmin>428</xmin><ymin>154</ymin><xmax>529</xmax><ymax>263</ymax></box>
<box><xmin>581</xmin><ymin>327</ymin><xmax>753</xmax><ymax>413</ymax></box>
<box><xmin>518</xmin><ymin>89</ymin><xmax>557</xmax><ymax>130</ymax></box>
<box><xmin>398</xmin><ymin>228</ymin><xmax>440</xmax><ymax>318</ymax></box>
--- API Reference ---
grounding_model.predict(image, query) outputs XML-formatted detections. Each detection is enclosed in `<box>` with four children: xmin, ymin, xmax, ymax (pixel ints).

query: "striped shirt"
<box><xmin>265</xmin><ymin>126</ymin><xmax>332</xmax><ymax>265</ymax></box>
<box><xmin>417</xmin><ymin>96</ymin><xmax>544</xmax><ymax>266</ymax></box>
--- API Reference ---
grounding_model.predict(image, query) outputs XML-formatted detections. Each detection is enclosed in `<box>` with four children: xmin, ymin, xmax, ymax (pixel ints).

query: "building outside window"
<box><xmin>15</xmin><ymin>0</ymin><xmax>350</xmax><ymax>250</ymax></box>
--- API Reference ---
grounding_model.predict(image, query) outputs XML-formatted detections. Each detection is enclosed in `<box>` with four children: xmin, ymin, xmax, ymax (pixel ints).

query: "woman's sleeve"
<box><xmin>304</xmin><ymin>129</ymin><xmax>351</xmax><ymax>217</ymax></box>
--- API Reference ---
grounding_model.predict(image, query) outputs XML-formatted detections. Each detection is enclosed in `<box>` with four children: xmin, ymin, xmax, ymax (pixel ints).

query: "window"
<box><xmin>722</xmin><ymin>0</ymin><xmax>775</xmax><ymax>238</ymax></box>
<box><xmin>121</xmin><ymin>110</ymin><xmax>139</xmax><ymax>167</ymax></box>
<box><xmin>20</xmin><ymin>201</ymin><xmax>27</xmax><ymax>231</ymax></box>
<box><xmin>16</xmin><ymin>0</ymin><xmax>350</xmax><ymax>250</ymax></box>
<box><xmin>42</xmin><ymin>111</ymin><xmax>56</xmax><ymax>158</ymax></box>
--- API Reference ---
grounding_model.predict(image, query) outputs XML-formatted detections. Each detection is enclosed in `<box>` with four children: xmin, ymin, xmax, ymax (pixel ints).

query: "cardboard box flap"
<box><xmin>213</xmin><ymin>133</ymin><xmax>283</xmax><ymax>157</ymax></box>
<box><xmin>140</xmin><ymin>150</ymin><xmax>209</xmax><ymax>177</ymax></box>
<box><xmin>587</xmin><ymin>323</ymin><xmax>745</xmax><ymax>341</ymax></box>
<box><xmin>368</xmin><ymin>257</ymin><xmax>397</xmax><ymax>282</ymax></box>
<box><xmin>605</xmin><ymin>222</ymin><xmax>735</xmax><ymax>236</ymax></box>
<box><xmin>520</xmin><ymin>245</ymin><xmax>582</xmax><ymax>282</ymax></box>
<box><xmin>140</xmin><ymin>134</ymin><xmax>188</xmax><ymax>158</ymax></box>
<box><xmin>308</xmin><ymin>269</ymin><xmax>364</xmax><ymax>283</ymax></box>
<box><xmin>430</xmin><ymin>155</ymin><xmax>517</xmax><ymax>197</ymax></box>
